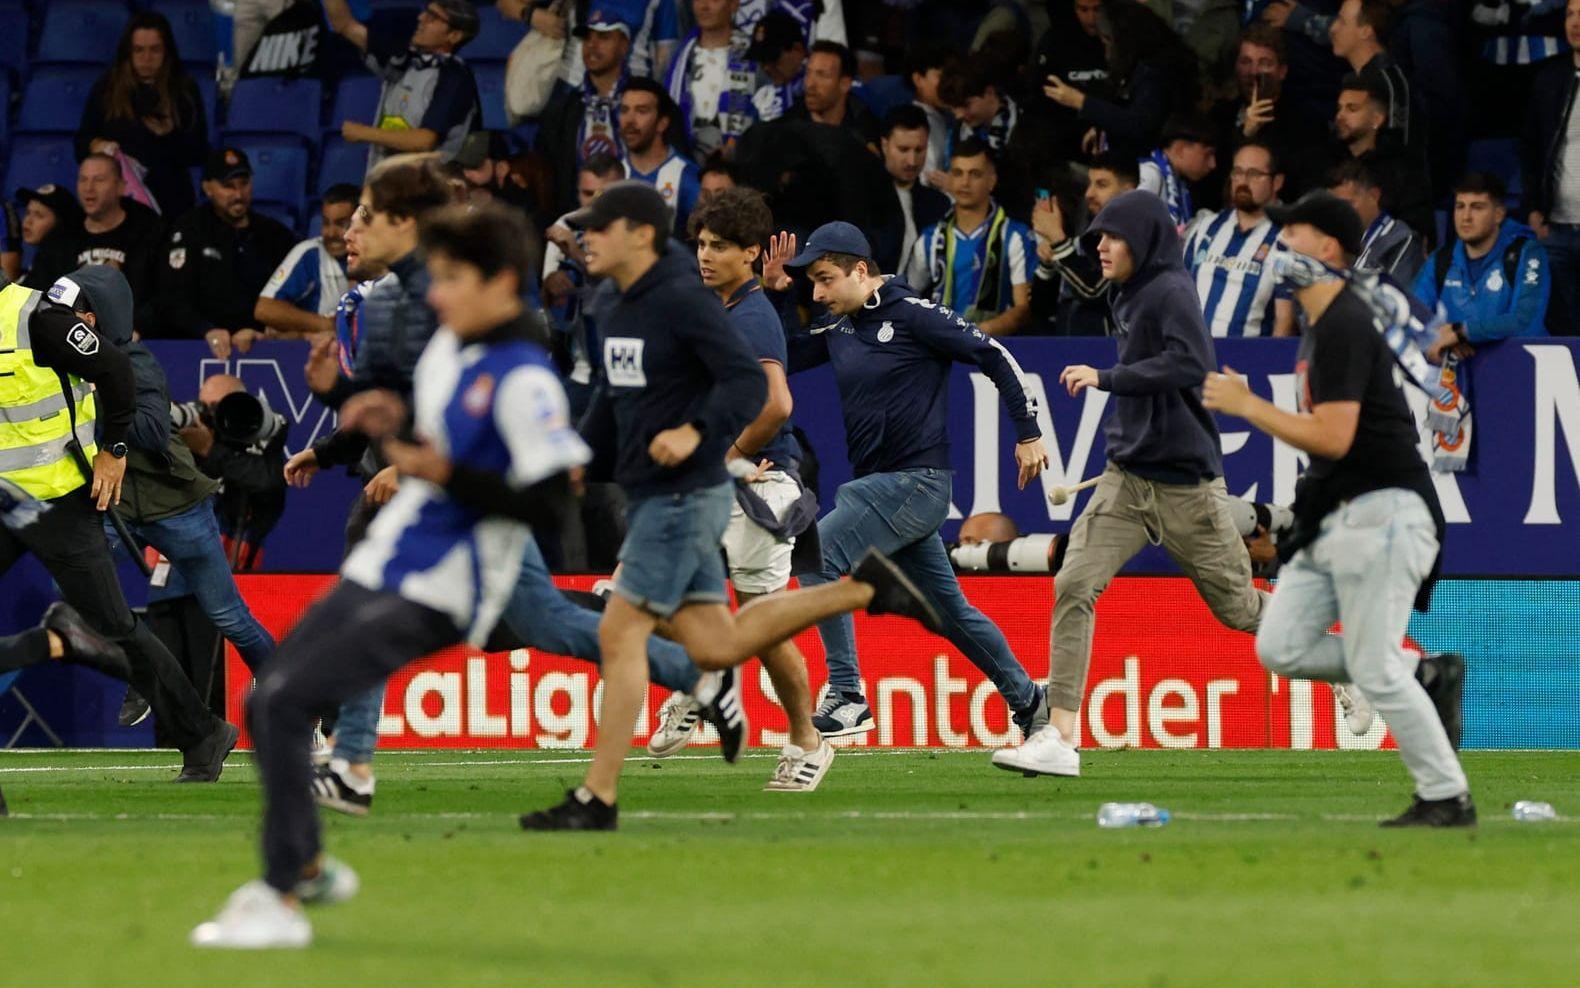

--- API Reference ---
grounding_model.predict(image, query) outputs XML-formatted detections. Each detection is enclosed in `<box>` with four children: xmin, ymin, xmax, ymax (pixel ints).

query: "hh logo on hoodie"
<box><xmin>604</xmin><ymin>337</ymin><xmax>647</xmax><ymax>387</ymax></box>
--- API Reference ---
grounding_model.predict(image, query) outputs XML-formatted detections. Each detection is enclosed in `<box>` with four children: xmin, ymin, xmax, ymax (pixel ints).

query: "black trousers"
<box><xmin>250</xmin><ymin>581</ymin><xmax>459</xmax><ymax>892</ymax></box>
<box><xmin>0</xmin><ymin>489</ymin><xmax>217</xmax><ymax>750</ymax></box>
<box><xmin>0</xmin><ymin>626</ymin><xmax>50</xmax><ymax>672</ymax></box>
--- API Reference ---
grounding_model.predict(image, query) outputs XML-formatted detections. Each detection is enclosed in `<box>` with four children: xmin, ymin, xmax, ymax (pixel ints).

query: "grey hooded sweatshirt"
<box><xmin>1086</xmin><ymin>191</ymin><xmax>1224</xmax><ymax>484</ymax></box>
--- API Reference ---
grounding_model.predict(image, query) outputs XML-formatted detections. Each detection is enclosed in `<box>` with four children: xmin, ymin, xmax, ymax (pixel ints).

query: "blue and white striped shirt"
<box><xmin>259</xmin><ymin>238</ymin><xmax>350</xmax><ymax>318</ymax></box>
<box><xmin>1183</xmin><ymin>210</ymin><xmax>1287</xmax><ymax>338</ymax></box>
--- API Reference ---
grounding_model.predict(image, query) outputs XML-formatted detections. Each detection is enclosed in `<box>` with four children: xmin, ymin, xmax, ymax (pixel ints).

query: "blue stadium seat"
<box><xmin>473</xmin><ymin>62</ymin><xmax>508</xmax><ymax>132</ymax></box>
<box><xmin>17</xmin><ymin>67</ymin><xmax>103</xmax><ymax>136</ymax></box>
<box><xmin>3</xmin><ymin>136</ymin><xmax>79</xmax><ymax>196</ymax></box>
<box><xmin>35</xmin><ymin>1</ymin><xmax>130</xmax><ymax>66</ymax></box>
<box><xmin>0</xmin><ymin>5</ymin><xmax>29</xmax><ymax>85</ymax></box>
<box><xmin>325</xmin><ymin>73</ymin><xmax>383</xmax><ymax>136</ymax></box>
<box><xmin>153</xmin><ymin>0</ymin><xmax>219</xmax><ymax>68</ymax></box>
<box><xmin>226</xmin><ymin>76</ymin><xmax>325</xmax><ymax>148</ymax></box>
<box><xmin>253</xmin><ymin>200</ymin><xmax>303</xmax><ymax>236</ymax></box>
<box><xmin>853</xmin><ymin>75</ymin><xmax>912</xmax><ymax>122</ymax></box>
<box><xmin>1466</xmin><ymin>138</ymin><xmax>1524</xmax><ymax>203</ymax></box>
<box><xmin>465</xmin><ymin>5</ymin><xmax>526</xmax><ymax>64</ymax></box>
<box><xmin>0</xmin><ymin>74</ymin><xmax>10</xmax><ymax>148</ymax></box>
<box><xmin>318</xmin><ymin>137</ymin><xmax>370</xmax><ymax>189</ymax></box>
<box><xmin>227</xmin><ymin>138</ymin><xmax>309</xmax><ymax>225</ymax></box>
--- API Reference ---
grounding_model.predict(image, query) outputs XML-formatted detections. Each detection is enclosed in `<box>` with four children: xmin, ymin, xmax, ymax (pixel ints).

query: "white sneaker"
<box><xmin>764</xmin><ymin>739</ymin><xmax>837</xmax><ymax>792</ymax></box>
<box><xmin>190</xmin><ymin>881</ymin><xmax>312</xmax><ymax>949</ymax></box>
<box><xmin>310</xmin><ymin>726</ymin><xmax>332</xmax><ymax>767</ymax></box>
<box><xmin>647</xmin><ymin>691</ymin><xmax>702</xmax><ymax>757</ymax></box>
<box><xmin>991</xmin><ymin>726</ymin><xmax>1081</xmax><ymax>778</ymax></box>
<box><xmin>1336</xmin><ymin>684</ymin><xmax>1377</xmax><ymax>735</ymax></box>
<box><xmin>294</xmin><ymin>855</ymin><xmax>359</xmax><ymax>907</ymax></box>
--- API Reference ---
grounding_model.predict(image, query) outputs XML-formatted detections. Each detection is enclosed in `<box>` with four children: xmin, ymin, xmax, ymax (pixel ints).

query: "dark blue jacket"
<box><xmin>1089</xmin><ymin>191</ymin><xmax>1222</xmax><ymax>483</ymax></box>
<box><xmin>788</xmin><ymin>279</ymin><xmax>1040</xmax><ymax>478</ymax></box>
<box><xmin>580</xmin><ymin>250</ymin><xmax>766</xmax><ymax>500</ymax></box>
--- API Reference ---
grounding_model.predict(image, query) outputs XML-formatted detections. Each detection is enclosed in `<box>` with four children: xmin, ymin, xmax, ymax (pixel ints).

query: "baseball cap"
<box><xmin>787</xmin><ymin>222</ymin><xmax>872</xmax><ymax>268</ymax></box>
<box><xmin>746</xmin><ymin>10</ymin><xmax>802</xmax><ymax>63</ymax></box>
<box><xmin>584</xmin><ymin>5</ymin><xmax>633</xmax><ymax>38</ymax></box>
<box><xmin>16</xmin><ymin>185</ymin><xmax>84</xmax><ymax>227</ymax></box>
<box><xmin>1267</xmin><ymin>192</ymin><xmax>1364</xmax><ymax>258</ymax></box>
<box><xmin>203</xmin><ymin>147</ymin><xmax>253</xmax><ymax>182</ymax></box>
<box><xmin>431</xmin><ymin>0</ymin><xmax>480</xmax><ymax>45</ymax></box>
<box><xmin>563</xmin><ymin>180</ymin><xmax>672</xmax><ymax>234</ymax></box>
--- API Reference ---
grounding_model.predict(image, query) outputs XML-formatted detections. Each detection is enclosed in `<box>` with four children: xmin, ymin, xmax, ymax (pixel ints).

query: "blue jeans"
<box><xmin>500</xmin><ymin>537</ymin><xmax>700</xmax><ymax>693</ymax></box>
<box><xmin>330</xmin><ymin>536</ymin><xmax>703</xmax><ymax>764</ymax></box>
<box><xmin>799</xmin><ymin>468</ymin><xmax>1037</xmax><ymax>711</ymax></box>
<box><xmin>118</xmin><ymin>499</ymin><xmax>276</xmax><ymax>672</ymax></box>
<box><xmin>1543</xmin><ymin>224</ymin><xmax>1580</xmax><ymax>336</ymax></box>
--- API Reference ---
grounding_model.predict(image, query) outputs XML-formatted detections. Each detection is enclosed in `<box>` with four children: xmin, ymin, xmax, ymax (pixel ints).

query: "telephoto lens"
<box><xmin>169</xmin><ymin>400</ymin><xmax>205</xmax><ymax>430</ymax></box>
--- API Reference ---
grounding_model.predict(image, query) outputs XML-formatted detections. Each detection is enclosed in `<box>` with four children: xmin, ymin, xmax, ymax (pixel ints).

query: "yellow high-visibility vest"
<box><xmin>0</xmin><ymin>283</ymin><xmax>98</xmax><ymax>499</ymax></box>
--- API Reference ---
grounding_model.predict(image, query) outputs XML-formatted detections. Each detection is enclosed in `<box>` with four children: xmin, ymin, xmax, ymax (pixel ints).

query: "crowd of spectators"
<box><xmin>2</xmin><ymin>0</ymin><xmax>1578</xmax><ymax>365</ymax></box>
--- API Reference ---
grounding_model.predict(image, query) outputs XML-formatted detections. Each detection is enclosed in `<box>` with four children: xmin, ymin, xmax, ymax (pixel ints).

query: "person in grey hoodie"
<box><xmin>991</xmin><ymin>190</ymin><xmax>1268</xmax><ymax>779</ymax></box>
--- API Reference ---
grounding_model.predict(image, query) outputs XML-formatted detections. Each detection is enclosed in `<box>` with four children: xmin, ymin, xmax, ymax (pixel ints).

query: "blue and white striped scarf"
<box><xmin>1273</xmin><ymin>251</ymin><xmax>1472</xmax><ymax>471</ymax></box>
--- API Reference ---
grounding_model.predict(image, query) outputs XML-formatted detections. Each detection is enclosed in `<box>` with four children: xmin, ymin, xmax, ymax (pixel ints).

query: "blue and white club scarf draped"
<box><xmin>1270</xmin><ymin>250</ymin><xmax>1472</xmax><ymax>472</ymax></box>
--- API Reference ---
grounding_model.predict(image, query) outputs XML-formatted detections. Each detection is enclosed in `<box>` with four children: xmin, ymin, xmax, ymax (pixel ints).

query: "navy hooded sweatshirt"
<box><xmin>580</xmin><ymin>249</ymin><xmax>767</xmax><ymax>500</ymax></box>
<box><xmin>1087</xmin><ymin>191</ymin><xmax>1223</xmax><ymax>483</ymax></box>
<box><xmin>789</xmin><ymin>278</ymin><xmax>1041</xmax><ymax>478</ymax></box>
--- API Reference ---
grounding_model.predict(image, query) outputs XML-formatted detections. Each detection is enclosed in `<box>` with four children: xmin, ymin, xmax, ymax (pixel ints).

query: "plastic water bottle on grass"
<box><xmin>1512</xmin><ymin>801</ymin><xmax>1557</xmax><ymax>822</ymax></box>
<box><xmin>1097</xmin><ymin>802</ymin><xmax>1171</xmax><ymax>828</ymax></box>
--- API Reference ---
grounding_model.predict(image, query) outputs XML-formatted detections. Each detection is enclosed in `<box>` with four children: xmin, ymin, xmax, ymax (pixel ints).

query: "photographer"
<box><xmin>85</xmin><ymin>265</ymin><xmax>277</xmax><ymax>721</ymax></box>
<box><xmin>177</xmin><ymin>373</ymin><xmax>289</xmax><ymax>570</ymax></box>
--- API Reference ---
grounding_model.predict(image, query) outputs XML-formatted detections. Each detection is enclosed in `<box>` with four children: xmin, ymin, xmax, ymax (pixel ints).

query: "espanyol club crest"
<box><xmin>463</xmin><ymin>373</ymin><xmax>495</xmax><ymax>417</ymax></box>
<box><xmin>877</xmin><ymin>321</ymin><xmax>894</xmax><ymax>343</ymax></box>
<box><xmin>1486</xmin><ymin>268</ymin><xmax>1504</xmax><ymax>292</ymax></box>
<box><xmin>1253</xmin><ymin>243</ymin><xmax>1270</xmax><ymax>262</ymax></box>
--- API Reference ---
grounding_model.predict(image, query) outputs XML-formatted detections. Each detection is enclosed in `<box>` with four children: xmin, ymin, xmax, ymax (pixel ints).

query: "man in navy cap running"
<box><xmin>769</xmin><ymin>221</ymin><xmax>1053</xmax><ymax>751</ymax></box>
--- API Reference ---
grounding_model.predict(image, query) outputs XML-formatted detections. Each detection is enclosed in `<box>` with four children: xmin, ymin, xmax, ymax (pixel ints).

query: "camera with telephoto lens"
<box><xmin>211</xmin><ymin>392</ymin><xmax>286</xmax><ymax>447</ymax></box>
<box><xmin>1226</xmin><ymin>500</ymin><xmax>1295</xmax><ymax>543</ymax></box>
<box><xmin>949</xmin><ymin>534</ymin><xmax>1063</xmax><ymax>573</ymax></box>
<box><xmin>169</xmin><ymin>400</ymin><xmax>205</xmax><ymax>430</ymax></box>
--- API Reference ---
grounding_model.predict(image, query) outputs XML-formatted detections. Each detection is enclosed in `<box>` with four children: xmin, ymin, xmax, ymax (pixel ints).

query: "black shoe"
<box><xmin>175</xmin><ymin>721</ymin><xmax>240</xmax><ymax>783</ymax></box>
<box><xmin>698</xmin><ymin>667</ymin><xmax>746</xmax><ymax>763</ymax></box>
<box><xmin>310</xmin><ymin>763</ymin><xmax>374</xmax><ymax>817</ymax></box>
<box><xmin>42</xmin><ymin>603</ymin><xmax>131</xmax><ymax>680</ymax></box>
<box><xmin>852</xmin><ymin>549</ymin><xmax>944</xmax><ymax>634</ymax></box>
<box><xmin>520</xmin><ymin>787</ymin><xmax>617</xmax><ymax>831</ymax></box>
<box><xmin>1417</xmin><ymin>651</ymin><xmax>1465</xmax><ymax>750</ymax></box>
<box><xmin>118</xmin><ymin>686</ymin><xmax>151</xmax><ymax>728</ymax></box>
<box><xmin>1013</xmin><ymin>685</ymin><xmax>1050</xmax><ymax>740</ymax></box>
<box><xmin>1380</xmin><ymin>792</ymin><xmax>1477</xmax><ymax>828</ymax></box>
<box><xmin>561</xmin><ymin>589</ymin><xmax>609</xmax><ymax>613</ymax></box>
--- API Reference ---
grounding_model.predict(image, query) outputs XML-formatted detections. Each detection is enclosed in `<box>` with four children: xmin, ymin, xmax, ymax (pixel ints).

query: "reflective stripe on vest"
<box><xmin>0</xmin><ymin>283</ymin><xmax>99</xmax><ymax>499</ymax></box>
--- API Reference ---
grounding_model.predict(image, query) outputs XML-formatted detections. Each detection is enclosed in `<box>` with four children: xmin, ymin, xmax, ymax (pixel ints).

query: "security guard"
<box><xmin>0</xmin><ymin>267</ymin><xmax>239</xmax><ymax>781</ymax></box>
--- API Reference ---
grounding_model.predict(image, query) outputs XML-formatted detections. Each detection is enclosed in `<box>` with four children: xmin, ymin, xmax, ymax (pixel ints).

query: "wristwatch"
<box><xmin>108</xmin><ymin>442</ymin><xmax>128</xmax><ymax>459</ymax></box>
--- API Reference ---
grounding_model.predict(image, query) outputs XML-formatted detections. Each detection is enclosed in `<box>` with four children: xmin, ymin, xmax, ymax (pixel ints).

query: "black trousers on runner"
<box><xmin>0</xmin><ymin>489</ymin><xmax>218</xmax><ymax>750</ymax></box>
<box><xmin>0</xmin><ymin>627</ymin><xmax>50</xmax><ymax>672</ymax></box>
<box><xmin>250</xmin><ymin>581</ymin><xmax>460</xmax><ymax>892</ymax></box>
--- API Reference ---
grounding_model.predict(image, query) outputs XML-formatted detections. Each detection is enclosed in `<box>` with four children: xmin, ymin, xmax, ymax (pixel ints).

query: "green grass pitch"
<box><xmin>2</xmin><ymin>747</ymin><xmax>1577</xmax><ymax>987</ymax></box>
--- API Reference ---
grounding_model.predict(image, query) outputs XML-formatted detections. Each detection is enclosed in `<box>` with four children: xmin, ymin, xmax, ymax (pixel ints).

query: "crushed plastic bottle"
<box><xmin>1097</xmin><ymin>802</ymin><xmax>1171</xmax><ymax>828</ymax></box>
<box><xmin>1512</xmin><ymin>801</ymin><xmax>1557</xmax><ymax>822</ymax></box>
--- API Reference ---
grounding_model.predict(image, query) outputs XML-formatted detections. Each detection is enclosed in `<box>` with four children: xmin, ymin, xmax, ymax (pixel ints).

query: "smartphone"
<box><xmin>1253</xmin><ymin>69</ymin><xmax>1280</xmax><ymax>102</ymax></box>
<box><xmin>1035</xmin><ymin>188</ymin><xmax>1052</xmax><ymax>202</ymax></box>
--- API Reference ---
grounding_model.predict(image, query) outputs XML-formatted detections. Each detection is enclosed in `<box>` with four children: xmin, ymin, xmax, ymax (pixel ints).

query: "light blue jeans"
<box><xmin>330</xmin><ymin>535</ymin><xmax>702</xmax><ymax>764</ymax></box>
<box><xmin>117</xmin><ymin>499</ymin><xmax>277</xmax><ymax>672</ymax></box>
<box><xmin>1257</xmin><ymin>488</ymin><xmax>1468</xmax><ymax>799</ymax></box>
<box><xmin>799</xmin><ymin>467</ymin><xmax>1038</xmax><ymax>711</ymax></box>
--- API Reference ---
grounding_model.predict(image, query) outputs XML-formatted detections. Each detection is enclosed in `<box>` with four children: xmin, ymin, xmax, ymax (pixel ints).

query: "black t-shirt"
<box><xmin>1283</xmin><ymin>285</ymin><xmax>1445</xmax><ymax>606</ymax></box>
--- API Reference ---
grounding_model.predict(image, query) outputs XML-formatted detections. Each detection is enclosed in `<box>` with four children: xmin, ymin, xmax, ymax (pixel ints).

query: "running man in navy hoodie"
<box><xmin>993</xmin><ymin>191</ymin><xmax>1268</xmax><ymax>779</ymax></box>
<box><xmin>519</xmin><ymin>183</ymin><xmax>942</xmax><ymax>831</ymax></box>
<box><xmin>778</xmin><ymin>222</ymin><xmax>1054</xmax><ymax>751</ymax></box>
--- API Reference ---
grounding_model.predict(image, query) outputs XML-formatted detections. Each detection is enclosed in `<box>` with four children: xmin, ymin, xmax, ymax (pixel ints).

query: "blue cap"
<box><xmin>787</xmin><ymin>221</ymin><xmax>873</xmax><ymax>268</ymax></box>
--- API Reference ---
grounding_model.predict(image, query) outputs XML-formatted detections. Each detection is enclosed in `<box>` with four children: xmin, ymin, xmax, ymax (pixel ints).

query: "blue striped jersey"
<box><xmin>1183</xmin><ymin>210</ymin><xmax>1287</xmax><ymax>338</ymax></box>
<box><xmin>624</xmin><ymin>149</ymin><xmax>701</xmax><ymax>231</ymax></box>
<box><xmin>341</xmin><ymin>329</ymin><xmax>590</xmax><ymax>644</ymax></box>
<box><xmin>259</xmin><ymin>238</ymin><xmax>350</xmax><ymax>318</ymax></box>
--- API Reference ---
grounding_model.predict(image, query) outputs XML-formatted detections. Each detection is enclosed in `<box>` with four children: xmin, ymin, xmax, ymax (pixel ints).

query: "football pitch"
<box><xmin>2</xmin><ymin>748</ymin><xmax>1577</xmax><ymax>987</ymax></box>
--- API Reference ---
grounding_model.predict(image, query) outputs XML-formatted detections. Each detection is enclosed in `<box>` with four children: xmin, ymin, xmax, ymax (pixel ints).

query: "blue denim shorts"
<box><xmin>615</xmin><ymin>482</ymin><xmax>734</xmax><ymax>618</ymax></box>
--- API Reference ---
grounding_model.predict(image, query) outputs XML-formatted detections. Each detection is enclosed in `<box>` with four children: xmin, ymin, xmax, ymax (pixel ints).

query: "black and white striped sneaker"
<box><xmin>763</xmin><ymin>739</ymin><xmax>836</xmax><ymax>791</ymax></box>
<box><xmin>698</xmin><ymin>667</ymin><xmax>747</xmax><ymax>763</ymax></box>
<box><xmin>310</xmin><ymin>762</ymin><xmax>373</xmax><ymax>817</ymax></box>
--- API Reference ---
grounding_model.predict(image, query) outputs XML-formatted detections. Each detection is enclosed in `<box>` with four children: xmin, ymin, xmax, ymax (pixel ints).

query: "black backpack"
<box><xmin>1432</xmin><ymin>235</ymin><xmax>1529</xmax><ymax>293</ymax></box>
